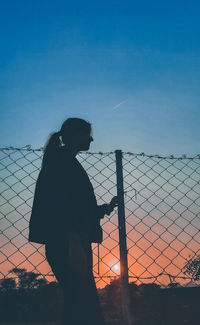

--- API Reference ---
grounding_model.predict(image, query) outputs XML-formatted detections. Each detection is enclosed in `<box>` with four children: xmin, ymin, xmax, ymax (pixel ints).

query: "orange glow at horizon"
<box><xmin>1</xmin><ymin>236</ymin><xmax>200</xmax><ymax>289</ymax></box>
<box><xmin>1</xmin><ymin>205</ymin><xmax>200</xmax><ymax>289</ymax></box>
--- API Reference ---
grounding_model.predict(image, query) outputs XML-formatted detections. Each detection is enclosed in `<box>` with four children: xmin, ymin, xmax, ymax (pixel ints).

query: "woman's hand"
<box><xmin>106</xmin><ymin>196</ymin><xmax>118</xmax><ymax>215</ymax></box>
<box><xmin>68</xmin><ymin>232</ymin><xmax>88</xmax><ymax>276</ymax></box>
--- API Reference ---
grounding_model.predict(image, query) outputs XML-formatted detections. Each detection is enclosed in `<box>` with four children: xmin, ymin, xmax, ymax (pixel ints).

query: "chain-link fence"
<box><xmin>0</xmin><ymin>146</ymin><xmax>200</xmax><ymax>288</ymax></box>
<box><xmin>123</xmin><ymin>152</ymin><xmax>200</xmax><ymax>287</ymax></box>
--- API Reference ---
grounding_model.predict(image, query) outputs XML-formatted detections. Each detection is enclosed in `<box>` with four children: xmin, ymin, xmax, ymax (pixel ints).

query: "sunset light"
<box><xmin>112</xmin><ymin>263</ymin><xmax>120</xmax><ymax>273</ymax></box>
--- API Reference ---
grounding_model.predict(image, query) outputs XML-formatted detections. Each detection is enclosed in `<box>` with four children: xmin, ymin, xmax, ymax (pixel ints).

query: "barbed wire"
<box><xmin>0</xmin><ymin>145</ymin><xmax>199</xmax><ymax>160</ymax></box>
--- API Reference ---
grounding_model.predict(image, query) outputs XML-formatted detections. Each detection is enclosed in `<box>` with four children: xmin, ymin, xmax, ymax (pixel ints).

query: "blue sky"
<box><xmin>0</xmin><ymin>0</ymin><xmax>200</xmax><ymax>155</ymax></box>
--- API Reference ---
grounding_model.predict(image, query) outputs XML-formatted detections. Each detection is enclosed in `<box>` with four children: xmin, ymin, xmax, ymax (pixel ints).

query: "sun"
<box><xmin>112</xmin><ymin>263</ymin><xmax>120</xmax><ymax>272</ymax></box>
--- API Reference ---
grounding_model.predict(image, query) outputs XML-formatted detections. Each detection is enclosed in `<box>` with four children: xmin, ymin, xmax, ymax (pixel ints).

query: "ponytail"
<box><xmin>42</xmin><ymin>132</ymin><xmax>61</xmax><ymax>168</ymax></box>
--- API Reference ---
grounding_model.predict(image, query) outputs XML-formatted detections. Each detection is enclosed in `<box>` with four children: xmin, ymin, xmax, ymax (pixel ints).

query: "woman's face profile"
<box><xmin>79</xmin><ymin>131</ymin><xmax>93</xmax><ymax>151</ymax></box>
<box><xmin>71</xmin><ymin>129</ymin><xmax>93</xmax><ymax>151</ymax></box>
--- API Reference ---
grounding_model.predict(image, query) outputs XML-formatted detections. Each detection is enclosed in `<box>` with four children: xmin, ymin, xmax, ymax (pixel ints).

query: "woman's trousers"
<box><xmin>45</xmin><ymin>240</ymin><xmax>105</xmax><ymax>325</ymax></box>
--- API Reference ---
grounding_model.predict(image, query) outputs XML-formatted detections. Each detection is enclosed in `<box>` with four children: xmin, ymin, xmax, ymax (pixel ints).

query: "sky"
<box><xmin>0</xmin><ymin>0</ymin><xmax>200</xmax><ymax>156</ymax></box>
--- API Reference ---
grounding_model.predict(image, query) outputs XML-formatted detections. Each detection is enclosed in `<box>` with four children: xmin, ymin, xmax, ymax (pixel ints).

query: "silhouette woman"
<box><xmin>29</xmin><ymin>118</ymin><xmax>118</xmax><ymax>325</ymax></box>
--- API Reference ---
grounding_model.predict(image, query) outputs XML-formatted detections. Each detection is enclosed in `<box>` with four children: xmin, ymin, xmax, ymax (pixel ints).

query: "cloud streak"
<box><xmin>112</xmin><ymin>100</ymin><xmax>128</xmax><ymax>111</ymax></box>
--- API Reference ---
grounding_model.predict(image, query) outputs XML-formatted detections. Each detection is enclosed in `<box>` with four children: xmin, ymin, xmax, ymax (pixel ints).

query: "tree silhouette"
<box><xmin>183</xmin><ymin>255</ymin><xmax>200</xmax><ymax>282</ymax></box>
<box><xmin>0</xmin><ymin>277</ymin><xmax>16</xmax><ymax>292</ymax></box>
<box><xmin>10</xmin><ymin>268</ymin><xmax>48</xmax><ymax>289</ymax></box>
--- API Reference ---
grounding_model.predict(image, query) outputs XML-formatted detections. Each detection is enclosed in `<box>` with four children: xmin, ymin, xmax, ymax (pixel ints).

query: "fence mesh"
<box><xmin>0</xmin><ymin>146</ymin><xmax>200</xmax><ymax>288</ymax></box>
<box><xmin>123</xmin><ymin>152</ymin><xmax>200</xmax><ymax>286</ymax></box>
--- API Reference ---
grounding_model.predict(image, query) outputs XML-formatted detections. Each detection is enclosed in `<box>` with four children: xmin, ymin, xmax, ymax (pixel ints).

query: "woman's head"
<box><xmin>60</xmin><ymin>118</ymin><xmax>93</xmax><ymax>150</ymax></box>
<box><xmin>42</xmin><ymin>118</ymin><xmax>93</xmax><ymax>167</ymax></box>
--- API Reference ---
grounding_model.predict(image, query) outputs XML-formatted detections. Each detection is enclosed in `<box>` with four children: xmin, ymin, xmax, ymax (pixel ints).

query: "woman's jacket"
<box><xmin>29</xmin><ymin>148</ymin><xmax>103</xmax><ymax>245</ymax></box>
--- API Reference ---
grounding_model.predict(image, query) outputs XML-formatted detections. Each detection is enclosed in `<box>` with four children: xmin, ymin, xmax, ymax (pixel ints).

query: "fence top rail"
<box><xmin>0</xmin><ymin>145</ymin><xmax>200</xmax><ymax>160</ymax></box>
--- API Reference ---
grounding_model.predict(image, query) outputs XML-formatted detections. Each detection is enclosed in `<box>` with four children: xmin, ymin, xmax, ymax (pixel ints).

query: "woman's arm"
<box><xmin>97</xmin><ymin>196</ymin><xmax>118</xmax><ymax>219</ymax></box>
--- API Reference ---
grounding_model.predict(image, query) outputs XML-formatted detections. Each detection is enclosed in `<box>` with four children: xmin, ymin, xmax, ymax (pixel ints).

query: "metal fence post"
<box><xmin>115</xmin><ymin>150</ymin><xmax>132</xmax><ymax>325</ymax></box>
